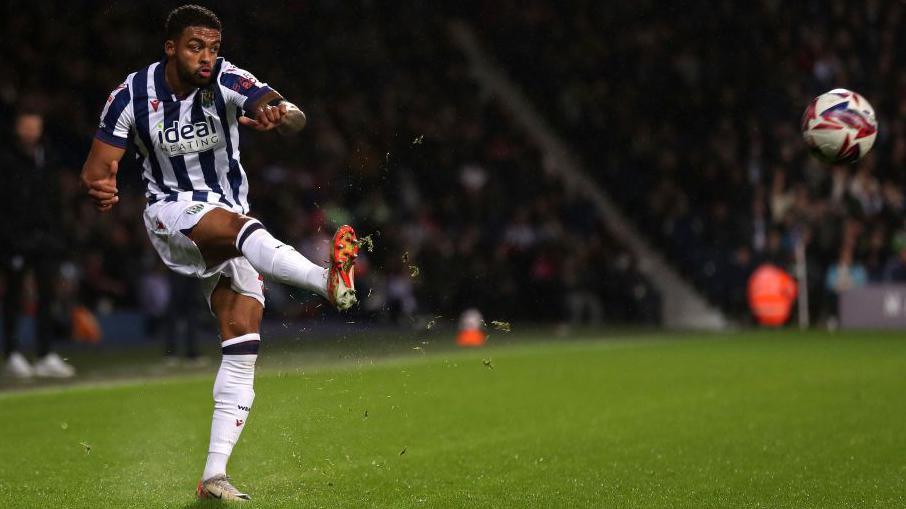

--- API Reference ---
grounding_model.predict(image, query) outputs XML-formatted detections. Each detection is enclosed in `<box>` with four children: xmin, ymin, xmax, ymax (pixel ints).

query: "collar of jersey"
<box><xmin>154</xmin><ymin>59</ymin><xmax>177</xmax><ymax>102</ymax></box>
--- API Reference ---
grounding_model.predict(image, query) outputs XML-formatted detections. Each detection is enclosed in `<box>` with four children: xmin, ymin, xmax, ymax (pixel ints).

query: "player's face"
<box><xmin>166</xmin><ymin>26</ymin><xmax>221</xmax><ymax>87</ymax></box>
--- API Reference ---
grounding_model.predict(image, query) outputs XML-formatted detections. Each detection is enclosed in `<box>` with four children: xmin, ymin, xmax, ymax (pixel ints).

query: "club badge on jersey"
<box><xmin>201</xmin><ymin>88</ymin><xmax>215</xmax><ymax>108</ymax></box>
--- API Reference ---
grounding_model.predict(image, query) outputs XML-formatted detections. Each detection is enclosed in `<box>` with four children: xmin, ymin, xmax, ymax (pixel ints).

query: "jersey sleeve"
<box><xmin>95</xmin><ymin>80</ymin><xmax>134</xmax><ymax>149</ymax></box>
<box><xmin>218</xmin><ymin>62</ymin><xmax>276</xmax><ymax>113</ymax></box>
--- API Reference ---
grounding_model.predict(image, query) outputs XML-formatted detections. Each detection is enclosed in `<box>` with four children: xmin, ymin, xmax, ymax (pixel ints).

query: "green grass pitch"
<box><xmin>1</xmin><ymin>330</ymin><xmax>906</xmax><ymax>508</ymax></box>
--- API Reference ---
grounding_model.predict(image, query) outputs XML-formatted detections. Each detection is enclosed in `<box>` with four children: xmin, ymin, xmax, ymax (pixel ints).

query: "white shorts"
<box><xmin>143</xmin><ymin>201</ymin><xmax>265</xmax><ymax>310</ymax></box>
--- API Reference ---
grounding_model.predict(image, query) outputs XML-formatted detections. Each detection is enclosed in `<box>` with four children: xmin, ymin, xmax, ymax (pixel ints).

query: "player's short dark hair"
<box><xmin>165</xmin><ymin>5</ymin><xmax>221</xmax><ymax>40</ymax></box>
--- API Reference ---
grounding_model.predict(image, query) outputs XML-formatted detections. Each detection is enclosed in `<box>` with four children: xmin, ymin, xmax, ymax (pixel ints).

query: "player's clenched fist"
<box><xmin>83</xmin><ymin>159</ymin><xmax>119</xmax><ymax>212</ymax></box>
<box><xmin>238</xmin><ymin>102</ymin><xmax>288</xmax><ymax>131</ymax></box>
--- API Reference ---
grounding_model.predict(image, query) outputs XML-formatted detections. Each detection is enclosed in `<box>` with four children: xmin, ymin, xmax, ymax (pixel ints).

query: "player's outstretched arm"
<box><xmin>81</xmin><ymin>138</ymin><xmax>125</xmax><ymax>213</ymax></box>
<box><xmin>238</xmin><ymin>91</ymin><xmax>306</xmax><ymax>134</ymax></box>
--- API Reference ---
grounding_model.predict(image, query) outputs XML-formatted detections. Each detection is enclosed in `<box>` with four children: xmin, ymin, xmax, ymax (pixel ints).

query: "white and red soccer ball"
<box><xmin>801</xmin><ymin>88</ymin><xmax>877</xmax><ymax>164</ymax></box>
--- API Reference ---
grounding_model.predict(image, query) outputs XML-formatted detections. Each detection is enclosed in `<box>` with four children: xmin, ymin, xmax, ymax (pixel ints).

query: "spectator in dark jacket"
<box><xmin>1</xmin><ymin>110</ymin><xmax>75</xmax><ymax>378</ymax></box>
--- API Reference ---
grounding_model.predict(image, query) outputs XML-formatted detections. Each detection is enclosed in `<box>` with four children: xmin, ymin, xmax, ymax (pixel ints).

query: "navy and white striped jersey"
<box><xmin>96</xmin><ymin>57</ymin><xmax>274</xmax><ymax>213</ymax></box>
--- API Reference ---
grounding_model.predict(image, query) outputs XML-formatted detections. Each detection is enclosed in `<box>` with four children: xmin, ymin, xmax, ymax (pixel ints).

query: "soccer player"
<box><xmin>80</xmin><ymin>5</ymin><xmax>358</xmax><ymax>501</ymax></box>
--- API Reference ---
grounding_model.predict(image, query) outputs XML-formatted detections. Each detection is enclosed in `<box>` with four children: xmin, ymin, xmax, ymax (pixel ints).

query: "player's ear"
<box><xmin>164</xmin><ymin>39</ymin><xmax>176</xmax><ymax>58</ymax></box>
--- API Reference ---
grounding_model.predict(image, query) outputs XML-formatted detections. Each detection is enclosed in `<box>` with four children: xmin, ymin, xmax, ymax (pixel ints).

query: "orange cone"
<box><xmin>71</xmin><ymin>306</ymin><xmax>102</xmax><ymax>344</ymax></box>
<box><xmin>457</xmin><ymin>308</ymin><xmax>486</xmax><ymax>347</ymax></box>
<box><xmin>747</xmin><ymin>264</ymin><xmax>797</xmax><ymax>327</ymax></box>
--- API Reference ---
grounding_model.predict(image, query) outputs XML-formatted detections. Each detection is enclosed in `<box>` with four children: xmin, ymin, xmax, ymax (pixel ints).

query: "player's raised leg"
<box><xmin>197</xmin><ymin>278</ymin><xmax>262</xmax><ymax>502</ymax></box>
<box><xmin>186</xmin><ymin>207</ymin><xmax>359</xmax><ymax>310</ymax></box>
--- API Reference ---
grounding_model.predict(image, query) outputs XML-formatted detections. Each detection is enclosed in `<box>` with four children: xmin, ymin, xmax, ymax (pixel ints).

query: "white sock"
<box><xmin>236</xmin><ymin>220</ymin><xmax>328</xmax><ymax>297</ymax></box>
<box><xmin>202</xmin><ymin>333</ymin><xmax>259</xmax><ymax>481</ymax></box>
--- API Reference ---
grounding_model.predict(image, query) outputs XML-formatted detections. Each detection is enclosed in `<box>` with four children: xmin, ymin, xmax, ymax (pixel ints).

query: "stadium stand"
<box><xmin>472</xmin><ymin>0</ymin><xmax>906</xmax><ymax>324</ymax></box>
<box><xmin>0</xmin><ymin>2</ymin><xmax>660</xmax><ymax>338</ymax></box>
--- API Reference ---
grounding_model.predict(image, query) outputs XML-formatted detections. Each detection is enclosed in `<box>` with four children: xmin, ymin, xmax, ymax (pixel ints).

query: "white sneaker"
<box><xmin>4</xmin><ymin>352</ymin><xmax>34</xmax><ymax>379</ymax></box>
<box><xmin>197</xmin><ymin>474</ymin><xmax>251</xmax><ymax>501</ymax></box>
<box><xmin>33</xmin><ymin>352</ymin><xmax>76</xmax><ymax>378</ymax></box>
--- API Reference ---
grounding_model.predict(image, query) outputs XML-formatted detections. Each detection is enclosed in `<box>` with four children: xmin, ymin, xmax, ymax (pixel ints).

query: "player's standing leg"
<box><xmin>196</xmin><ymin>278</ymin><xmax>262</xmax><ymax>501</ymax></box>
<box><xmin>184</xmin><ymin>206</ymin><xmax>357</xmax><ymax>501</ymax></box>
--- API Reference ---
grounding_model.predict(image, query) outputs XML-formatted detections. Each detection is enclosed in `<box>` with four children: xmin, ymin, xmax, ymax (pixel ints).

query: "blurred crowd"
<box><xmin>475</xmin><ymin>0</ymin><xmax>906</xmax><ymax>323</ymax></box>
<box><xmin>0</xmin><ymin>0</ymin><xmax>660</xmax><ymax>361</ymax></box>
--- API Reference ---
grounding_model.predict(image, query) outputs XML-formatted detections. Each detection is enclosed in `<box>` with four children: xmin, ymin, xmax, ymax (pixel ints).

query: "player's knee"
<box><xmin>231</xmin><ymin>213</ymin><xmax>250</xmax><ymax>230</ymax></box>
<box><xmin>219</xmin><ymin>316</ymin><xmax>255</xmax><ymax>339</ymax></box>
<box><xmin>230</xmin><ymin>214</ymin><xmax>254</xmax><ymax>239</ymax></box>
<box><xmin>193</xmin><ymin>208</ymin><xmax>251</xmax><ymax>243</ymax></box>
<box><xmin>212</xmin><ymin>282</ymin><xmax>263</xmax><ymax>340</ymax></box>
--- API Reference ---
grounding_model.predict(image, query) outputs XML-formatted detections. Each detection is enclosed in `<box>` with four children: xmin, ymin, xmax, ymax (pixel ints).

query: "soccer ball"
<box><xmin>801</xmin><ymin>88</ymin><xmax>877</xmax><ymax>164</ymax></box>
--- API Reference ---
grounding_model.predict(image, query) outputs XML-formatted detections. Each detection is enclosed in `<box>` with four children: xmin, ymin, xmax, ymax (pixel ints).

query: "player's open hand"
<box><xmin>86</xmin><ymin>160</ymin><xmax>119</xmax><ymax>212</ymax></box>
<box><xmin>239</xmin><ymin>102</ymin><xmax>288</xmax><ymax>131</ymax></box>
